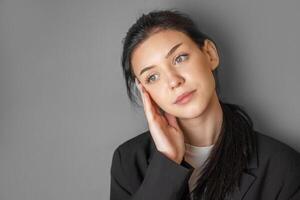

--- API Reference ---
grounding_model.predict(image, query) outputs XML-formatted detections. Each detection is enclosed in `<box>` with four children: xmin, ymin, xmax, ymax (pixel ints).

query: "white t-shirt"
<box><xmin>184</xmin><ymin>143</ymin><xmax>214</xmax><ymax>193</ymax></box>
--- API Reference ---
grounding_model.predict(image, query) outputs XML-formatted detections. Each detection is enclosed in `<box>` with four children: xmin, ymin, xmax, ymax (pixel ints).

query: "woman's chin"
<box><xmin>174</xmin><ymin>100</ymin><xmax>210</xmax><ymax>119</ymax></box>
<box><xmin>169</xmin><ymin>106</ymin><xmax>203</xmax><ymax>119</ymax></box>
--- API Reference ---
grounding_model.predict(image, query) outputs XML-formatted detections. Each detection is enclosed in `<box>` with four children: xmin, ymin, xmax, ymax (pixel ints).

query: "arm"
<box><xmin>110</xmin><ymin>147</ymin><xmax>194</xmax><ymax>200</ymax></box>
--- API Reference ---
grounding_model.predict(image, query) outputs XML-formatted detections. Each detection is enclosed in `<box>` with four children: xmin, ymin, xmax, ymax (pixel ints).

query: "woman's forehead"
<box><xmin>131</xmin><ymin>30</ymin><xmax>194</xmax><ymax>71</ymax></box>
<box><xmin>141</xmin><ymin>29</ymin><xmax>192</xmax><ymax>49</ymax></box>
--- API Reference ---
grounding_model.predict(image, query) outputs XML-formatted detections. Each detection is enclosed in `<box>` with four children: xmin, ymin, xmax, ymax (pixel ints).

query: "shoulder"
<box><xmin>111</xmin><ymin>130</ymin><xmax>153</xmax><ymax>174</ymax></box>
<box><xmin>254</xmin><ymin>130</ymin><xmax>300</xmax><ymax>176</ymax></box>
<box><xmin>255</xmin><ymin>130</ymin><xmax>300</xmax><ymax>161</ymax></box>
<box><xmin>110</xmin><ymin>130</ymin><xmax>154</xmax><ymax>193</ymax></box>
<box><xmin>115</xmin><ymin>130</ymin><xmax>153</xmax><ymax>157</ymax></box>
<box><xmin>252</xmin><ymin>131</ymin><xmax>300</xmax><ymax>197</ymax></box>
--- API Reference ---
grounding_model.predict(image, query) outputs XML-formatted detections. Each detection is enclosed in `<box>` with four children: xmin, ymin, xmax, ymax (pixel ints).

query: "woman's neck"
<box><xmin>177</xmin><ymin>92</ymin><xmax>223</xmax><ymax>147</ymax></box>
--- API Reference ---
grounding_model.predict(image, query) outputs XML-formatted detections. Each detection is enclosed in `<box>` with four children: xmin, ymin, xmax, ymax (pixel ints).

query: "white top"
<box><xmin>184</xmin><ymin>143</ymin><xmax>214</xmax><ymax>193</ymax></box>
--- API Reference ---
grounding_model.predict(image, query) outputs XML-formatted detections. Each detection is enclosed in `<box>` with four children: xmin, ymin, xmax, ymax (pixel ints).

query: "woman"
<box><xmin>110</xmin><ymin>10</ymin><xmax>300</xmax><ymax>200</ymax></box>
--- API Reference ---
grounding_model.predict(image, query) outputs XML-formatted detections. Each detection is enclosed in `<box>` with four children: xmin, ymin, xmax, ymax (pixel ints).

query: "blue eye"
<box><xmin>146</xmin><ymin>74</ymin><xmax>159</xmax><ymax>83</ymax></box>
<box><xmin>174</xmin><ymin>54</ymin><xmax>189</xmax><ymax>64</ymax></box>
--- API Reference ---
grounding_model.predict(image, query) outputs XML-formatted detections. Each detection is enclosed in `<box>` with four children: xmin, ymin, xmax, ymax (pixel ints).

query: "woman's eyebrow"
<box><xmin>165</xmin><ymin>42</ymin><xmax>183</xmax><ymax>59</ymax></box>
<box><xmin>139</xmin><ymin>42</ymin><xmax>183</xmax><ymax>76</ymax></box>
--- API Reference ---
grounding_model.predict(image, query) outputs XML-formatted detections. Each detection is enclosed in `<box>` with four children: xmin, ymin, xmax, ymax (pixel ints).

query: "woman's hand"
<box><xmin>135</xmin><ymin>78</ymin><xmax>185</xmax><ymax>164</ymax></box>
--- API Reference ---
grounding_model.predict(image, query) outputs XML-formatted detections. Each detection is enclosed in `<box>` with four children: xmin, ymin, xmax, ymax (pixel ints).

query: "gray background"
<box><xmin>0</xmin><ymin>0</ymin><xmax>299</xmax><ymax>199</ymax></box>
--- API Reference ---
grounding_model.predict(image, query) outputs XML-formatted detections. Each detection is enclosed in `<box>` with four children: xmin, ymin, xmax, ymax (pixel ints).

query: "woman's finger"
<box><xmin>135</xmin><ymin>78</ymin><xmax>145</xmax><ymax>104</ymax></box>
<box><xmin>135</xmin><ymin>78</ymin><xmax>159</xmax><ymax>121</ymax></box>
<box><xmin>135</xmin><ymin>78</ymin><xmax>162</xmax><ymax>116</ymax></box>
<box><xmin>143</xmin><ymin>91</ymin><xmax>164</xmax><ymax>121</ymax></box>
<box><xmin>164</xmin><ymin>112</ymin><xmax>180</xmax><ymax>130</ymax></box>
<box><xmin>146</xmin><ymin>92</ymin><xmax>163</xmax><ymax>116</ymax></box>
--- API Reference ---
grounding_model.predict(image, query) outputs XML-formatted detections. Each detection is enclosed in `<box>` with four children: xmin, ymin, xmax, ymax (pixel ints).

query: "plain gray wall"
<box><xmin>0</xmin><ymin>0</ymin><xmax>299</xmax><ymax>199</ymax></box>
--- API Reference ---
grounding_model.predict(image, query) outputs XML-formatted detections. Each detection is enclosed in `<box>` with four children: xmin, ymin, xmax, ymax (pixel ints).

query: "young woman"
<box><xmin>110</xmin><ymin>10</ymin><xmax>300</xmax><ymax>200</ymax></box>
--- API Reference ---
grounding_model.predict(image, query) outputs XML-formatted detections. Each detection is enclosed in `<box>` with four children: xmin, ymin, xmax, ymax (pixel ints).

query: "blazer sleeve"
<box><xmin>110</xmin><ymin>147</ymin><xmax>194</xmax><ymax>200</ymax></box>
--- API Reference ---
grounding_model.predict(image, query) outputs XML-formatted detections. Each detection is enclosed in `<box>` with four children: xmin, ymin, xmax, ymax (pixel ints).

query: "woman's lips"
<box><xmin>174</xmin><ymin>90</ymin><xmax>196</xmax><ymax>105</ymax></box>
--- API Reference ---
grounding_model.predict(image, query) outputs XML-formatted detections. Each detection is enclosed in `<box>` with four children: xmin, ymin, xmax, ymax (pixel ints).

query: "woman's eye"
<box><xmin>146</xmin><ymin>74</ymin><xmax>159</xmax><ymax>83</ymax></box>
<box><xmin>174</xmin><ymin>54</ymin><xmax>189</xmax><ymax>64</ymax></box>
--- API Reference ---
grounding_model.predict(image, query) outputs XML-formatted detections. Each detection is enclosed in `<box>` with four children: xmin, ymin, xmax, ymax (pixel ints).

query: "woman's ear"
<box><xmin>203</xmin><ymin>39</ymin><xmax>219</xmax><ymax>71</ymax></box>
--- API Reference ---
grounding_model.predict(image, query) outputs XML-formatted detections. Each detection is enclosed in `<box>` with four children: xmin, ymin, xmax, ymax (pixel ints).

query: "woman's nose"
<box><xmin>167</xmin><ymin>71</ymin><xmax>185</xmax><ymax>89</ymax></box>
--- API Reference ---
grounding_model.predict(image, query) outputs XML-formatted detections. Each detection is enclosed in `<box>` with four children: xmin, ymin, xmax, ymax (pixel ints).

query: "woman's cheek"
<box><xmin>152</xmin><ymin>92</ymin><xmax>165</xmax><ymax>107</ymax></box>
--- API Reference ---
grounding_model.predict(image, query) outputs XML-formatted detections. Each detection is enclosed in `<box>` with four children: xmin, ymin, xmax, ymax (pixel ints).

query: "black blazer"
<box><xmin>110</xmin><ymin>130</ymin><xmax>300</xmax><ymax>200</ymax></box>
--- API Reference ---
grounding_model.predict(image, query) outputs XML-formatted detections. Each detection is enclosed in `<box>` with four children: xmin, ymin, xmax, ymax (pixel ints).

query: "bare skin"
<box><xmin>133</xmin><ymin>29</ymin><xmax>223</xmax><ymax>164</ymax></box>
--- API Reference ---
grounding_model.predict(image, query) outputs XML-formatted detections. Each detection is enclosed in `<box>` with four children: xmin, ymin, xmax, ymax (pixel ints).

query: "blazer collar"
<box><xmin>231</xmin><ymin>130</ymin><xmax>258</xmax><ymax>199</ymax></box>
<box><xmin>230</xmin><ymin>135</ymin><xmax>258</xmax><ymax>199</ymax></box>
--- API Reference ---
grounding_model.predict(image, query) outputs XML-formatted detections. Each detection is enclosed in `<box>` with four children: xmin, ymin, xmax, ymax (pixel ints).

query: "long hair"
<box><xmin>120</xmin><ymin>9</ymin><xmax>256</xmax><ymax>200</ymax></box>
<box><xmin>188</xmin><ymin>101</ymin><xmax>256</xmax><ymax>199</ymax></box>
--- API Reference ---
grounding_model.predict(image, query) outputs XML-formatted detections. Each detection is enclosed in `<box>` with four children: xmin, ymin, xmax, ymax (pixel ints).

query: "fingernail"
<box><xmin>135</xmin><ymin>78</ymin><xmax>139</xmax><ymax>89</ymax></box>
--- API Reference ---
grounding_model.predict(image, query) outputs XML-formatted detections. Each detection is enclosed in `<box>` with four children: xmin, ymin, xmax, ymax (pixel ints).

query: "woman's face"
<box><xmin>131</xmin><ymin>29</ymin><xmax>219</xmax><ymax>119</ymax></box>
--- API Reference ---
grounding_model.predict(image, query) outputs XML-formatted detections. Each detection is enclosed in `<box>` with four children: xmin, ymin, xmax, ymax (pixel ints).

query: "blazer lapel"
<box><xmin>230</xmin><ymin>137</ymin><xmax>258</xmax><ymax>200</ymax></box>
<box><xmin>229</xmin><ymin>172</ymin><xmax>256</xmax><ymax>200</ymax></box>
